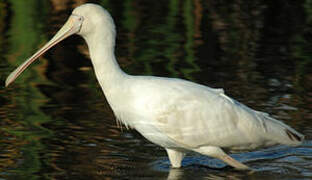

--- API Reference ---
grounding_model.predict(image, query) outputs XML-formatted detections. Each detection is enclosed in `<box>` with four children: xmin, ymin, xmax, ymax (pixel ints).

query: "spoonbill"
<box><xmin>5</xmin><ymin>3</ymin><xmax>304</xmax><ymax>169</ymax></box>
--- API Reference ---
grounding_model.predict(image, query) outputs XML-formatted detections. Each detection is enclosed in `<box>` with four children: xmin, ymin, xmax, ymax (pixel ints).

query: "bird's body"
<box><xmin>6</xmin><ymin>3</ymin><xmax>304</xmax><ymax>169</ymax></box>
<box><xmin>107</xmin><ymin>75</ymin><xmax>301</xmax><ymax>151</ymax></box>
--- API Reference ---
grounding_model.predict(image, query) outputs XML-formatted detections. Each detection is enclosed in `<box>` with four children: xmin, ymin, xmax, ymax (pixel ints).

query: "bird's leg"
<box><xmin>166</xmin><ymin>148</ymin><xmax>185</xmax><ymax>168</ymax></box>
<box><xmin>194</xmin><ymin>146</ymin><xmax>250</xmax><ymax>170</ymax></box>
<box><xmin>217</xmin><ymin>153</ymin><xmax>249</xmax><ymax>170</ymax></box>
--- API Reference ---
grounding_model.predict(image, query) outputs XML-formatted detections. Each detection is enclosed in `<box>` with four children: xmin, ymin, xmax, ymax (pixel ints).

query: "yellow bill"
<box><xmin>5</xmin><ymin>14</ymin><xmax>83</xmax><ymax>87</ymax></box>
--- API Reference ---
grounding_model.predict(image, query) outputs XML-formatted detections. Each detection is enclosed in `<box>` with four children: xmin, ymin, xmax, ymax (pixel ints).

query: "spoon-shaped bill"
<box><xmin>5</xmin><ymin>15</ymin><xmax>83</xmax><ymax>87</ymax></box>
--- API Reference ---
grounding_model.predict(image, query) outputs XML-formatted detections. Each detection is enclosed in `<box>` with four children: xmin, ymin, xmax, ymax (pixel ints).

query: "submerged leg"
<box><xmin>166</xmin><ymin>148</ymin><xmax>185</xmax><ymax>168</ymax></box>
<box><xmin>194</xmin><ymin>146</ymin><xmax>249</xmax><ymax>170</ymax></box>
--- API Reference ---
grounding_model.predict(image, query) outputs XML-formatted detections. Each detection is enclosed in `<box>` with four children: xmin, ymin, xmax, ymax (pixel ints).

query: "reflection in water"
<box><xmin>167</xmin><ymin>168</ymin><xmax>184</xmax><ymax>180</ymax></box>
<box><xmin>0</xmin><ymin>0</ymin><xmax>312</xmax><ymax>179</ymax></box>
<box><xmin>1</xmin><ymin>1</ymin><xmax>53</xmax><ymax>179</ymax></box>
<box><xmin>166</xmin><ymin>167</ymin><xmax>252</xmax><ymax>180</ymax></box>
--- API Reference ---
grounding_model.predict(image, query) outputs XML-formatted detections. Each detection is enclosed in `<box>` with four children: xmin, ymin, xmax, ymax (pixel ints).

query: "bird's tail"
<box><xmin>256</xmin><ymin>111</ymin><xmax>304</xmax><ymax>146</ymax></box>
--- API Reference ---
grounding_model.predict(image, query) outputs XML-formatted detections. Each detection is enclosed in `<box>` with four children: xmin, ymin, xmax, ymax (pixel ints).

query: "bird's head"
<box><xmin>73</xmin><ymin>4</ymin><xmax>116</xmax><ymax>39</ymax></box>
<box><xmin>5</xmin><ymin>3</ymin><xmax>115</xmax><ymax>87</ymax></box>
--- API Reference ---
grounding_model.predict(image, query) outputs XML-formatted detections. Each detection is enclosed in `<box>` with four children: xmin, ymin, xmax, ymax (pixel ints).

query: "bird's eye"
<box><xmin>72</xmin><ymin>14</ymin><xmax>83</xmax><ymax>21</ymax></box>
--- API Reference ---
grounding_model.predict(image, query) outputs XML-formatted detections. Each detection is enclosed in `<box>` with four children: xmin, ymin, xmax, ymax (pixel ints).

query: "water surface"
<box><xmin>0</xmin><ymin>0</ymin><xmax>312</xmax><ymax>179</ymax></box>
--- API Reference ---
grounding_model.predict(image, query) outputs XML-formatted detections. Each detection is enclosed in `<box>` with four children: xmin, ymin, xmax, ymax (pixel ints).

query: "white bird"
<box><xmin>6</xmin><ymin>3</ymin><xmax>304</xmax><ymax>170</ymax></box>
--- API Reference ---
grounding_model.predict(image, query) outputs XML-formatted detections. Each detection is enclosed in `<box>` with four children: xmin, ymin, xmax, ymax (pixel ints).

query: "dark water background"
<box><xmin>1</xmin><ymin>0</ymin><xmax>312</xmax><ymax>179</ymax></box>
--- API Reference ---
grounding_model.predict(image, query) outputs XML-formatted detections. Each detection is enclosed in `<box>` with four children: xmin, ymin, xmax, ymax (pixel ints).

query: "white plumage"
<box><xmin>6</xmin><ymin>3</ymin><xmax>304</xmax><ymax>169</ymax></box>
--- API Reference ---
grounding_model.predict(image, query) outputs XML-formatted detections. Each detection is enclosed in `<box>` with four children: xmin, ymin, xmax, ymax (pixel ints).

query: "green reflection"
<box><xmin>293</xmin><ymin>0</ymin><xmax>312</xmax><ymax>94</ymax></box>
<box><xmin>3</xmin><ymin>0</ymin><xmax>52</xmax><ymax>179</ymax></box>
<box><xmin>123</xmin><ymin>0</ymin><xmax>186</xmax><ymax>77</ymax></box>
<box><xmin>164</xmin><ymin>0</ymin><xmax>180</xmax><ymax>78</ymax></box>
<box><xmin>0</xmin><ymin>2</ymin><xmax>7</xmax><ymax>55</ymax></box>
<box><xmin>182</xmin><ymin>0</ymin><xmax>200</xmax><ymax>80</ymax></box>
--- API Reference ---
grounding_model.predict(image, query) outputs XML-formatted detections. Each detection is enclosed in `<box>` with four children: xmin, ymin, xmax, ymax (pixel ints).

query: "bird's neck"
<box><xmin>84</xmin><ymin>31</ymin><xmax>127</xmax><ymax>94</ymax></box>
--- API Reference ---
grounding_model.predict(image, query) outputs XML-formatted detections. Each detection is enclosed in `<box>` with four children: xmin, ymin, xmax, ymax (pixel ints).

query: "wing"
<box><xmin>127</xmin><ymin>77</ymin><xmax>303</xmax><ymax>151</ymax></box>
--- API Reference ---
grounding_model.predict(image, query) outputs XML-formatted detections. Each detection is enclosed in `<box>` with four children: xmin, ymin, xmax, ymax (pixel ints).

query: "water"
<box><xmin>1</xmin><ymin>0</ymin><xmax>312</xmax><ymax>179</ymax></box>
